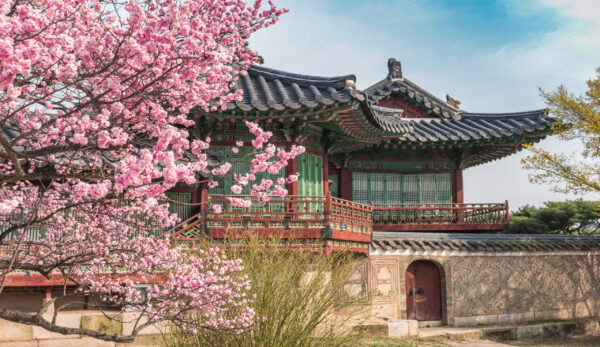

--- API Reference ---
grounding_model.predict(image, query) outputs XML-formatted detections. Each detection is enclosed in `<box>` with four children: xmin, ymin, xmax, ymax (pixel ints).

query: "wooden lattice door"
<box><xmin>405</xmin><ymin>260</ymin><xmax>442</xmax><ymax>321</ymax></box>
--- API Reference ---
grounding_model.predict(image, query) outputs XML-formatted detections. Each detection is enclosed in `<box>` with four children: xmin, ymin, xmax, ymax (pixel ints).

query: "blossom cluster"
<box><xmin>0</xmin><ymin>0</ymin><xmax>290</xmax><ymax>337</ymax></box>
<box><xmin>210</xmin><ymin>121</ymin><xmax>306</xmax><ymax>208</ymax></box>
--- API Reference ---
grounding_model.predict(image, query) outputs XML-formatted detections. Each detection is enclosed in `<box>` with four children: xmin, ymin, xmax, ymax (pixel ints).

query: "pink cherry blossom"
<box><xmin>286</xmin><ymin>173</ymin><xmax>300</xmax><ymax>183</ymax></box>
<box><xmin>0</xmin><ymin>0</ymin><xmax>291</xmax><ymax>342</ymax></box>
<box><xmin>231</xmin><ymin>184</ymin><xmax>243</xmax><ymax>194</ymax></box>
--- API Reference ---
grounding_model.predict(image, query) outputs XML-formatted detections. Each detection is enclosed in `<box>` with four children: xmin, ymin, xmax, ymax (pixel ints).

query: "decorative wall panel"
<box><xmin>370</xmin><ymin>260</ymin><xmax>399</xmax><ymax>303</ymax></box>
<box><xmin>451</xmin><ymin>255</ymin><xmax>600</xmax><ymax>317</ymax></box>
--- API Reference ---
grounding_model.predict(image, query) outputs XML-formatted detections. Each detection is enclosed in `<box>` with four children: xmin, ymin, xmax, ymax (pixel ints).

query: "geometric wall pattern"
<box><xmin>451</xmin><ymin>255</ymin><xmax>600</xmax><ymax>317</ymax></box>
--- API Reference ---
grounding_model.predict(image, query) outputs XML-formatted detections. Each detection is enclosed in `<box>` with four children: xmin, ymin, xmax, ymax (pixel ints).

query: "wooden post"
<box><xmin>339</xmin><ymin>168</ymin><xmax>352</xmax><ymax>201</ymax></box>
<box><xmin>286</xmin><ymin>144</ymin><xmax>299</xmax><ymax>196</ymax></box>
<box><xmin>454</xmin><ymin>169</ymin><xmax>464</xmax><ymax>223</ymax></box>
<box><xmin>322</xmin><ymin>152</ymin><xmax>329</xmax><ymax>196</ymax></box>
<box><xmin>321</xmin><ymin>194</ymin><xmax>332</xmax><ymax>239</ymax></box>
<box><xmin>453</xmin><ymin>169</ymin><xmax>464</xmax><ymax>204</ymax></box>
<box><xmin>199</xmin><ymin>180</ymin><xmax>209</xmax><ymax>235</ymax></box>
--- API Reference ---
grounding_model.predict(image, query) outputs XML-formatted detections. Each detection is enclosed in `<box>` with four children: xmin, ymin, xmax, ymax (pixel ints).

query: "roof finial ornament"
<box><xmin>387</xmin><ymin>58</ymin><xmax>402</xmax><ymax>80</ymax></box>
<box><xmin>446</xmin><ymin>94</ymin><xmax>461</xmax><ymax>109</ymax></box>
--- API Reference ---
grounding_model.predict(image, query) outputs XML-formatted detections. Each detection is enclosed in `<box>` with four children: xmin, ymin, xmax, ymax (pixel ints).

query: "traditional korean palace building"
<box><xmin>168</xmin><ymin>58</ymin><xmax>600</xmax><ymax>326</ymax></box>
<box><xmin>4</xmin><ymin>59</ymin><xmax>600</xmax><ymax>329</ymax></box>
<box><xmin>168</xmin><ymin>58</ymin><xmax>552</xmax><ymax>253</ymax></box>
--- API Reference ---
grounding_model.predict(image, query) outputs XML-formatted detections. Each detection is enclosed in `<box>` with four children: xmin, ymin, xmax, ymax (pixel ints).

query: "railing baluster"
<box><xmin>370</xmin><ymin>202</ymin><xmax>508</xmax><ymax>226</ymax></box>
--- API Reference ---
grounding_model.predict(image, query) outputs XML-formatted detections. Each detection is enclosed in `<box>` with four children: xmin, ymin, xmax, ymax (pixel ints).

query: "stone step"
<box><xmin>481</xmin><ymin>319</ymin><xmax>600</xmax><ymax>341</ymax></box>
<box><xmin>418</xmin><ymin>320</ymin><xmax>443</xmax><ymax>328</ymax></box>
<box><xmin>418</xmin><ymin>327</ymin><xmax>482</xmax><ymax>340</ymax></box>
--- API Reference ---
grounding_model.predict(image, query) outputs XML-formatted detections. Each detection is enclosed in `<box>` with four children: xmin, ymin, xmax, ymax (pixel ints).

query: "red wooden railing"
<box><xmin>166</xmin><ymin>196</ymin><xmax>508</xmax><ymax>238</ymax></box>
<box><xmin>328</xmin><ymin>196</ymin><xmax>373</xmax><ymax>234</ymax></box>
<box><xmin>205</xmin><ymin>194</ymin><xmax>328</xmax><ymax>232</ymax></box>
<box><xmin>371</xmin><ymin>202</ymin><xmax>509</xmax><ymax>225</ymax></box>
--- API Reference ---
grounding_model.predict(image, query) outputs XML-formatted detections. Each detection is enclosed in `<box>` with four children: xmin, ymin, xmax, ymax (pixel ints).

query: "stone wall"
<box><xmin>345</xmin><ymin>252</ymin><xmax>600</xmax><ymax>327</ymax></box>
<box><xmin>450</xmin><ymin>253</ymin><xmax>600</xmax><ymax>325</ymax></box>
<box><xmin>0</xmin><ymin>312</ymin><xmax>164</xmax><ymax>347</ymax></box>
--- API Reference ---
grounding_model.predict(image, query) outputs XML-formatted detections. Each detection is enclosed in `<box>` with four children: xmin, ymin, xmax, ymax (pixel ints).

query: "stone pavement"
<box><xmin>433</xmin><ymin>340</ymin><xmax>513</xmax><ymax>347</ymax></box>
<box><xmin>417</xmin><ymin>327</ymin><xmax>513</xmax><ymax>346</ymax></box>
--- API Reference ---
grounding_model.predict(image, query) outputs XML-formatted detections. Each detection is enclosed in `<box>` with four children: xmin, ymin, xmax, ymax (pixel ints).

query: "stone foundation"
<box><xmin>0</xmin><ymin>312</ymin><xmax>164</xmax><ymax>347</ymax></box>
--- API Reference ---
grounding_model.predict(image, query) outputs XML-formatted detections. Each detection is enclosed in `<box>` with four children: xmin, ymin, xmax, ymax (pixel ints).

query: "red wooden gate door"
<box><xmin>405</xmin><ymin>260</ymin><xmax>442</xmax><ymax>320</ymax></box>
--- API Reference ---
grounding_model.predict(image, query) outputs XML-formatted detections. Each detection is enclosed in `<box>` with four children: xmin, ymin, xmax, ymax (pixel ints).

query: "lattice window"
<box><xmin>419</xmin><ymin>173</ymin><xmax>437</xmax><ymax>203</ymax></box>
<box><xmin>165</xmin><ymin>191</ymin><xmax>193</xmax><ymax>222</ymax></box>
<box><xmin>387</xmin><ymin>173</ymin><xmax>403</xmax><ymax>203</ymax></box>
<box><xmin>352</xmin><ymin>172</ymin><xmax>452</xmax><ymax>204</ymax></box>
<box><xmin>370</xmin><ymin>173</ymin><xmax>386</xmax><ymax>204</ymax></box>
<box><xmin>402</xmin><ymin>174</ymin><xmax>420</xmax><ymax>204</ymax></box>
<box><xmin>352</xmin><ymin>172</ymin><xmax>369</xmax><ymax>204</ymax></box>
<box><xmin>435</xmin><ymin>172</ymin><xmax>452</xmax><ymax>203</ymax></box>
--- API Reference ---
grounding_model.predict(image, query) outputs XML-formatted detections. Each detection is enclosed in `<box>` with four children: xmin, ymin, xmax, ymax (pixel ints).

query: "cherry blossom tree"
<box><xmin>0</xmin><ymin>0</ymin><xmax>302</xmax><ymax>342</ymax></box>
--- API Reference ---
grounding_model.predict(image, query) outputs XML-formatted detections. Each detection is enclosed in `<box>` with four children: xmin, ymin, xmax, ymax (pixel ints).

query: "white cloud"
<box><xmin>464</xmin><ymin>0</ymin><xmax>600</xmax><ymax>207</ymax></box>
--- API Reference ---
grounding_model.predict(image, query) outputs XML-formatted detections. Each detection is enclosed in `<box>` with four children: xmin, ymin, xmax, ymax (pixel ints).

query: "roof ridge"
<box><xmin>364</xmin><ymin>59</ymin><xmax>460</xmax><ymax>118</ymax></box>
<box><xmin>373</xmin><ymin>231</ymin><xmax>600</xmax><ymax>240</ymax></box>
<box><xmin>371</xmin><ymin>104</ymin><xmax>406</xmax><ymax>112</ymax></box>
<box><xmin>401</xmin><ymin>77</ymin><xmax>454</xmax><ymax>110</ymax></box>
<box><xmin>248</xmin><ymin>65</ymin><xmax>356</xmax><ymax>89</ymax></box>
<box><xmin>461</xmin><ymin>109</ymin><xmax>548</xmax><ymax>118</ymax></box>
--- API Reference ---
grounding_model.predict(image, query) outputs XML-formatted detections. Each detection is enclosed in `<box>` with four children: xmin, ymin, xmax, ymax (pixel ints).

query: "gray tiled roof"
<box><xmin>218</xmin><ymin>62</ymin><xmax>554</xmax><ymax>164</ymax></box>
<box><xmin>371</xmin><ymin>232</ymin><xmax>600</xmax><ymax>253</ymax></box>
<box><xmin>224</xmin><ymin>64</ymin><xmax>552</xmax><ymax>140</ymax></box>
<box><xmin>370</xmin><ymin>106</ymin><xmax>413</xmax><ymax>134</ymax></box>
<box><xmin>396</xmin><ymin>110</ymin><xmax>552</xmax><ymax>143</ymax></box>
<box><xmin>227</xmin><ymin>66</ymin><xmax>365</xmax><ymax>112</ymax></box>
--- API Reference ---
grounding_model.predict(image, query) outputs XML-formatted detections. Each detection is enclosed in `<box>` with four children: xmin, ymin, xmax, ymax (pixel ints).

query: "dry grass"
<box><xmin>164</xmin><ymin>234</ymin><xmax>360</xmax><ymax>346</ymax></box>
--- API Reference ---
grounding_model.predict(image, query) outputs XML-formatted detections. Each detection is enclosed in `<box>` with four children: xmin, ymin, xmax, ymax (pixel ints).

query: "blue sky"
<box><xmin>249</xmin><ymin>0</ymin><xmax>600</xmax><ymax>208</ymax></box>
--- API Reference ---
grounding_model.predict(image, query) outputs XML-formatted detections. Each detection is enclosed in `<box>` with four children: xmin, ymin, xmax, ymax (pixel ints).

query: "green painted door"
<box><xmin>297</xmin><ymin>152</ymin><xmax>324</xmax><ymax>214</ymax></box>
<box><xmin>297</xmin><ymin>152</ymin><xmax>323</xmax><ymax>196</ymax></box>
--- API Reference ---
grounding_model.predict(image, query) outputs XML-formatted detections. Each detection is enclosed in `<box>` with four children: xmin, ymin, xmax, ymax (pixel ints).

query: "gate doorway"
<box><xmin>405</xmin><ymin>260</ymin><xmax>442</xmax><ymax>321</ymax></box>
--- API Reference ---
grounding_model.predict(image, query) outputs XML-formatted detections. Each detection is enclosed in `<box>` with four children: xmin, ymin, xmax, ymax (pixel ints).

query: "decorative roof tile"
<box><xmin>371</xmin><ymin>232</ymin><xmax>600</xmax><ymax>253</ymax></box>
<box><xmin>365</xmin><ymin>58</ymin><xmax>460</xmax><ymax>119</ymax></box>
<box><xmin>370</xmin><ymin>105</ymin><xmax>413</xmax><ymax>134</ymax></box>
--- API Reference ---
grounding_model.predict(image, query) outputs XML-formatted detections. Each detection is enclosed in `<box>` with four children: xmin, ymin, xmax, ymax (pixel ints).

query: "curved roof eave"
<box><xmin>203</xmin><ymin>64</ymin><xmax>555</xmax><ymax>162</ymax></box>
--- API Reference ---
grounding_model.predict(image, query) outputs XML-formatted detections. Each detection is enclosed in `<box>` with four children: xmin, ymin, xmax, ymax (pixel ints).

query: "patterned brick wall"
<box><xmin>451</xmin><ymin>254</ymin><xmax>600</xmax><ymax>317</ymax></box>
